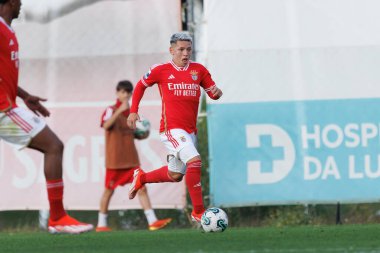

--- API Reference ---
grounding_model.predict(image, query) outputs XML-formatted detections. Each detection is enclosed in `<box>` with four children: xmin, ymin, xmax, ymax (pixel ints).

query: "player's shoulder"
<box><xmin>144</xmin><ymin>63</ymin><xmax>169</xmax><ymax>78</ymax></box>
<box><xmin>0</xmin><ymin>20</ymin><xmax>14</xmax><ymax>35</ymax></box>
<box><xmin>189</xmin><ymin>61</ymin><xmax>209</xmax><ymax>72</ymax></box>
<box><xmin>149</xmin><ymin>62</ymin><xmax>170</xmax><ymax>71</ymax></box>
<box><xmin>0</xmin><ymin>23</ymin><xmax>8</xmax><ymax>39</ymax></box>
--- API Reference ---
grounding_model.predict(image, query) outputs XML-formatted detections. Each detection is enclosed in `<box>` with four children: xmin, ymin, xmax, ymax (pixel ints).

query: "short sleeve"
<box><xmin>100</xmin><ymin>107</ymin><xmax>114</xmax><ymax>127</ymax></box>
<box><xmin>140</xmin><ymin>64</ymin><xmax>161</xmax><ymax>87</ymax></box>
<box><xmin>200</xmin><ymin>65</ymin><xmax>216</xmax><ymax>92</ymax></box>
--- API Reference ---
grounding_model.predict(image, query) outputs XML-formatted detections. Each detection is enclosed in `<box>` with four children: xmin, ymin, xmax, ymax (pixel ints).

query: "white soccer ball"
<box><xmin>134</xmin><ymin>117</ymin><xmax>151</xmax><ymax>139</ymax></box>
<box><xmin>201</xmin><ymin>207</ymin><xmax>228</xmax><ymax>232</ymax></box>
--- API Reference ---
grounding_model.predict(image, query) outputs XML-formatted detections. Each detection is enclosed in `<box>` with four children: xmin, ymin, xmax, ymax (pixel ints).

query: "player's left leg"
<box><xmin>28</xmin><ymin>126</ymin><xmax>66</xmax><ymax>221</ymax></box>
<box><xmin>175</xmin><ymin>132</ymin><xmax>205</xmax><ymax>223</ymax></box>
<box><xmin>137</xmin><ymin>186</ymin><xmax>172</xmax><ymax>231</ymax></box>
<box><xmin>184</xmin><ymin>156</ymin><xmax>205</xmax><ymax>223</ymax></box>
<box><xmin>1</xmin><ymin>108</ymin><xmax>93</xmax><ymax>234</ymax></box>
<box><xmin>28</xmin><ymin>126</ymin><xmax>93</xmax><ymax>234</ymax></box>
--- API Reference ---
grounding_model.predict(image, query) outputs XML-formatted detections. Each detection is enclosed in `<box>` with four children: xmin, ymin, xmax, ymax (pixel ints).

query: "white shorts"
<box><xmin>160</xmin><ymin>128</ymin><xmax>200</xmax><ymax>174</ymax></box>
<box><xmin>0</xmin><ymin>107</ymin><xmax>46</xmax><ymax>149</ymax></box>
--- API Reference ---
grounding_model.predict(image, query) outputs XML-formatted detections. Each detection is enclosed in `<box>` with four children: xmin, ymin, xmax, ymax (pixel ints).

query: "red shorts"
<box><xmin>105</xmin><ymin>167</ymin><xmax>141</xmax><ymax>190</ymax></box>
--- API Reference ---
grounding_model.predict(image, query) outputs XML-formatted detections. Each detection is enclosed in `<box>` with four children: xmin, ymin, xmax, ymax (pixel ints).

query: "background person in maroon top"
<box><xmin>96</xmin><ymin>80</ymin><xmax>172</xmax><ymax>232</ymax></box>
<box><xmin>0</xmin><ymin>0</ymin><xmax>93</xmax><ymax>234</ymax></box>
<box><xmin>127</xmin><ymin>32</ymin><xmax>223</xmax><ymax>222</ymax></box>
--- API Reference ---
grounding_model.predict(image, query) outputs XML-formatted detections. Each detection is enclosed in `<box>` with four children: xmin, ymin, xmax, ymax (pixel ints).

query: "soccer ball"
<box><xmin>201</xmin><ymin>207</ymin><xmax>228</xmax><ymax>232</ymax></box>
<box><xmin>134</xmin><ymin>117</ymin><xmax>151</xmax><ymax>139</ymax></box>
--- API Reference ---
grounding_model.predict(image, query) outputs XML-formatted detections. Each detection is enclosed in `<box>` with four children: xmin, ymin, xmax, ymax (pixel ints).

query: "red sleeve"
<box><xmin>100</xmin><ymin>107</ymin><xmax>114</xmax><ymax>127</ymax></box>
<box><xmin>200</xmin><ymin>65</ymin><xmax>218</xmax><ymax>100</ymax></box>
<box><xmin>131</xmin><ymin>64</ymin><xmax>161</xmax><ymax>113</ymax></box>
<box><xmin>130</xmin><ymin>81</ymin><xmax>147</xmax><ymax>113</ymax></box>
<box><xmin>140</xmin><ymin>64</ymin><xmax>160</xmax><ymax>87</ymax></box>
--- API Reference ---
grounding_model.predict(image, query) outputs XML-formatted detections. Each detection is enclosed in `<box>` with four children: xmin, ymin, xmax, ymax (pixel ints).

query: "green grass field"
<box><xmin>1</xmin><ymin>224</ymin><xmax>380</xmax><ymax>253</ymax></box>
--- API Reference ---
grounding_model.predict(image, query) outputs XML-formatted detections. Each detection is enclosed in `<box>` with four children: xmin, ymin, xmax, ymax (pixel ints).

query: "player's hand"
<box><xmin>127</xmin><ymin>113</ymin><xmax>140</xmax><ymax>129</ymax></box>
<box><xmin>211</xmin><ymin>86</ymin><xmax>223</xmax><ymax>99</ymax></box>
<box><xmin>119</xmin><ymin>100</ymin><xmax>129</xmax><ymax>112</ymax></box>
<box><xmin>23</xmin><ymin>94</ymin><xmax>50</xmax><ymax>117</ymax></box>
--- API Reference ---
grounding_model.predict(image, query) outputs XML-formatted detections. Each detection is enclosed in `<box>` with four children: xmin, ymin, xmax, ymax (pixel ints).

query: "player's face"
<box><xmin>170</xmin><ymin>40</ymin><xmax>192</xmax><ymax>67</ymax></box>
<box><xmin>116</xmin><ymin>90</ymin><xmax>131</xmax><ymax>102</ymax></box>
<box><xmin>10</xmin><ymin>0</ymin><xmax>22</xmax><ymax>19</ymax></box>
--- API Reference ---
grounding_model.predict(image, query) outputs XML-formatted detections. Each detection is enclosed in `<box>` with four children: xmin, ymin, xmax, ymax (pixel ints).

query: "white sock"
<box><xmin>144</xmin><ymin>209</ymin><xmax>158</xmax><ymax>225</ymax></box>
<box><xmin>98</xmin><ymin>212</ymin><xmax>108</xmax><ymax>227</ymax></box>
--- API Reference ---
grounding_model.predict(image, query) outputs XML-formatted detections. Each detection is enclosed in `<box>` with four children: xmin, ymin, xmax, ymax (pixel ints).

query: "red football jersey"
<box><xmin>131</xmin><ymin>61</ymin><xmax>217</xmax><ymax>133</ymax></box>
<box><xmin>0</xmin><ymin>17</ymin><xmax>19</xmax><ymax>111</ymax></box>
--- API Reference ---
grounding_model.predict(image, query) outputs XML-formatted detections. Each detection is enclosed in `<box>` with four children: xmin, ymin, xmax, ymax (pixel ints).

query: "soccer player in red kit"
<box><xmin>127</xmin><ymin>32</ymin><xmax>223</xmax><ymax>222</ymax></box>
<box><xmin>0</xmin><ymin>0</ymin><xmax>93</xmax><ymax>233</ymax></box>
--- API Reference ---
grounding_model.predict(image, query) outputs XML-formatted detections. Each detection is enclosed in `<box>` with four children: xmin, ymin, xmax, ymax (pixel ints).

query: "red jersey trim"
<box><xmin>158</xmin><ymin>85</ymin><xmax>168</xmax><ymax>132</ymax></box>
<box><xmin>204</xmin><ymin>84</ymin><xmax>216</xmax><ymax>92</ymax></box>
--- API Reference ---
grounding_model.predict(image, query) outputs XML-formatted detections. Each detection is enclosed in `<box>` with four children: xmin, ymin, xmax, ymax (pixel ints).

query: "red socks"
<box><xmin>46</xmin><ymin>179</ymin><xmax>66</xmax><ymax>221</ymax></box>
<box><xmin>142</xmin><ymin>161</ymin><xmax>205</xmax><ymax>214</ymax></box>
<box><xmin>185</xmin><ymin>160</ymin><xmax>205</xmax><ymax>214</ymax></box>
<box><xmin>141</xmin><ymin>166</ymin><xmax>176</xmax><ymax>183</ymax></box>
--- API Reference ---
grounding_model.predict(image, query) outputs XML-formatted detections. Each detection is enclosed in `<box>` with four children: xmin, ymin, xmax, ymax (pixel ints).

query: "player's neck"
<box><xmin>0</xmin><ymin>14</ymin><xmax>12</xmax><ymax>27</ymax></box>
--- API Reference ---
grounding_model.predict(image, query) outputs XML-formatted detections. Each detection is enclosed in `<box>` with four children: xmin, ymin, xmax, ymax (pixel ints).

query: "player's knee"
<box><xmin>104</xmin><ymin>188</ymin><xmax>114</xmax><ymax>197</ymax></box>
<box><xmin>186</xmin><ymin>156</ymin><xmax>201</xmax><ymax>165</ymax></box>
<box><xmin>49</xmin><ymin>138</ymin><xmax>64</xmax><ymax>154</ymax></box>
<box><xmin>137</xmin><ymin>185</ymin><xmax>147</xmax><ymax>195</ymax></box>
<box><xmin>54</xmin><ymin>140</ymin><xmax>64</xmax><ymax>154</ymax></box>
<box><xmin>168</xmin><ymin>171</ymin><xmax>184</xmax><ymax>182</ymax></box>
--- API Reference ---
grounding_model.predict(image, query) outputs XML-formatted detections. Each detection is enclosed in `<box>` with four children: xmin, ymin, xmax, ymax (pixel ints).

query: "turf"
<box><xmin>1</xmin><ymin>224</ymin><xmax>380</xmax><ymax>253</ymax></box>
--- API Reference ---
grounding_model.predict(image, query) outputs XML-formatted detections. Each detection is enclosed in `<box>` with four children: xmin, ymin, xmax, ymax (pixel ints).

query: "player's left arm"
<box><xmin>207</xmin><ymin>85</ymin><xmax>223</xmax><ymax>100</ymax></box>
<box><xmin>17</xmin><ymin>87</ymin><xmax>50</xmax><ymax>117</ymax></box>
<box><xmin>200</xmin><ymin>67</ymin><xmax>223</xmax><ymax>100</ymax></box>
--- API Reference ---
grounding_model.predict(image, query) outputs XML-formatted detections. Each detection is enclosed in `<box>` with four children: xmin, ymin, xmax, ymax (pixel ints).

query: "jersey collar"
<box><xmin>170</xmin><ymin>60</ymin><xmax>190</xmax><ymax>71</ymax></box>
<box><xmin>0</xmin><ymin>17</ymin><xmax>14</xmax><ymax>33</ymax></box>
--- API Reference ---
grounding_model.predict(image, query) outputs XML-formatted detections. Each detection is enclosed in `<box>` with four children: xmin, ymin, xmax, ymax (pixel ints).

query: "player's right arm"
<box><xmin>127</xmin><ymin>65</ymin><xmax>160</xmax><ymax>129</ymax></box>
<box><xmin>127</xmin><ymin>81</ymin><xmax>146</xmax><ymax>129</ymax></box>
<box><xmin>17</xmin><ymin>87</ymin><xmax>51</xmax><ymax>117</ymax></box>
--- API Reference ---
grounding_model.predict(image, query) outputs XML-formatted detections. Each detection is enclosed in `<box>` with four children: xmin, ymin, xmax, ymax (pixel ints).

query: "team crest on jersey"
<box><xmin>190</xmin><ymin>70</ymin><xmax>198</xmax><ymax>81</ymax></box>
<box><xmin>180</xmin><ymin>136</ymin><xmax>186</xmax><ymax>142</ymax></box>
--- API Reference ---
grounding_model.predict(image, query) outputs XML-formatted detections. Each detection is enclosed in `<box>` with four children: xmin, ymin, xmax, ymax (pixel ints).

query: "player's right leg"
<box><xmin>128</xmin><ymin>164</ymin><xmax>181</xmax><ymax>199</ymax></box>
<box><xmin>128</xmin><ymin>130</ymin><xmax>187</xmax><ymax>199</ymax></box>
<box><xmin>96</xmin><ymin>188</ymin><xmax>114</xmax><ymax>232</ymax></box>
<box><xmin>137</xmin><ymin>185</ymin><xmax>172</xmax><ymax>230</ymax></box>
<box><xmin>0</xmin><ymin>107</ymin><xmax>93</xmax><ymax>234</ymax></box>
